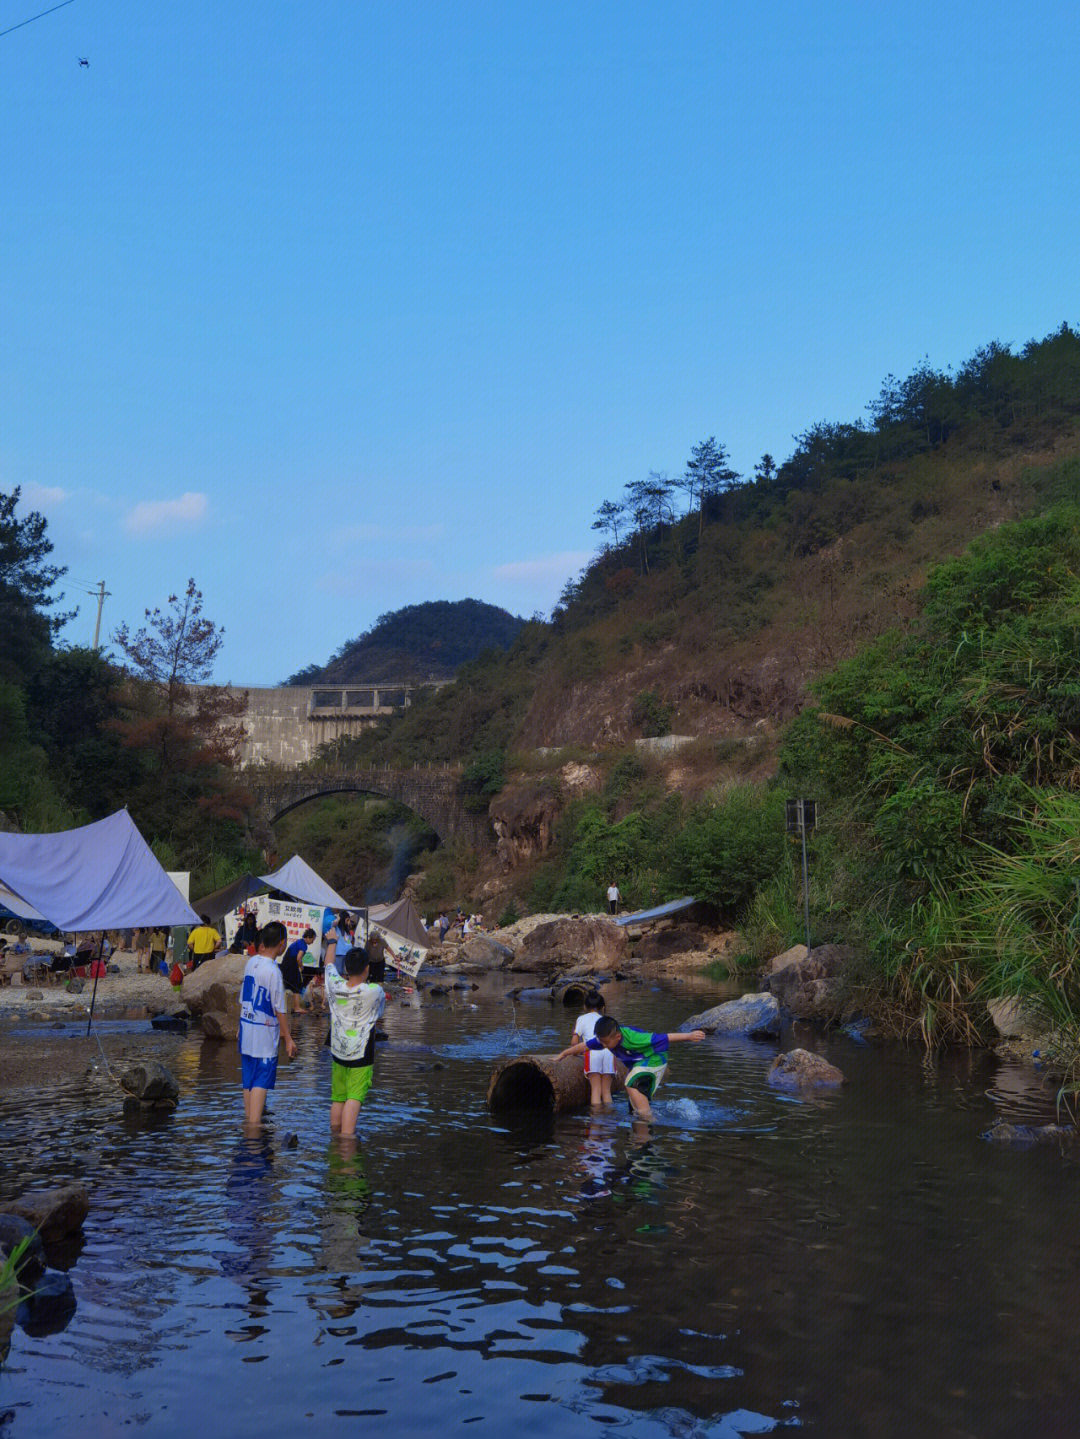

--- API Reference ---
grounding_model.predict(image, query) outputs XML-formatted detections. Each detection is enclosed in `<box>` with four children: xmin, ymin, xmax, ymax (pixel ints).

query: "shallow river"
<box><xmin>1</xmin><ymin>974</ymin><xmax>1078</xmax><ymax>1438</ymax></box>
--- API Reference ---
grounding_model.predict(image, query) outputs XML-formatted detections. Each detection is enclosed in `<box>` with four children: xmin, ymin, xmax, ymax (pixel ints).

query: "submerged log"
<box><xmin>487</xmin><ymin>1052</ymin><xmax>623</xmax><ymax>1113</ymax></box>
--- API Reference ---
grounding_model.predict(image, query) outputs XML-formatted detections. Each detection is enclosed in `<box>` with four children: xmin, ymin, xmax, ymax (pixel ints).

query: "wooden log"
<box><xmin>486</xmin><ymin>1052</ymin><xmax>623</xmax><ymax>1113</ymax></box>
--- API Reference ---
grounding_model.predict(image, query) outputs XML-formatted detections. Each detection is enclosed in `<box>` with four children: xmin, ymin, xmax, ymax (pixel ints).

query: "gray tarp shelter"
<box><xmin>191</xmin><ymin>872</ymin><xmax>268</xmax><ymax>924</ymax></box>
<box><xmin>367</xmin><ymin>895</ymin><xmax>431</xmax><ymax>979</ymax></box>
<box><xmin>259</xmin><ymin>855</ymin><xmax>352</xmax><ymax>911</ymax></box>
<box><xmin>0</xmin><ymin>809</ymin><xmax>201</xmax><ymax>1032</ymax></box>
<box><xmin>0</xmin><ymin>810</ymin><xmax>200</xmax><ymax>931</ymax></box>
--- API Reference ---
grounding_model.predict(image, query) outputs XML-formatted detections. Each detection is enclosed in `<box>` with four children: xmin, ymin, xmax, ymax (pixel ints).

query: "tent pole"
<box><xmin>85</xmin><ymin>928</ymin><xmax>105</xmax><ymax>1036</ymax></box>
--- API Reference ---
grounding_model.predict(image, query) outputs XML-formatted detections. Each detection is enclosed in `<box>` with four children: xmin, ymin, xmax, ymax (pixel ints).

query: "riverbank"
<box><xmin>0</xmin><ymin>949</ymin><xmax>182</xmax><ymax>1021</ymax></box>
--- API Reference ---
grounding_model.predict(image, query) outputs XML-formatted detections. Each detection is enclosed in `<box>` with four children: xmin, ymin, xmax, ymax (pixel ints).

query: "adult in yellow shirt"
<box><xmin>187</xmin><ymin>915</ymin><xmax>222</xmax><ymax>969</ymax></box>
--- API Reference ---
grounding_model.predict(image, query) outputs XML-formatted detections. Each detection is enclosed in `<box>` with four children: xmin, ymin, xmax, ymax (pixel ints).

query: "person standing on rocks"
<box><xmin>606</xmin><ymin>882</ymin><xmax>621</xmax><ymax>916</ymax></box>
<box><xmin>238</xmin><ymin>921</ymin><xmax>296</xmax><ymax>1127</ymax></box>
<box><xmin>187</xmin><ymin>915</ymin><xmax>222</xmax><ymax>970</ymax></box>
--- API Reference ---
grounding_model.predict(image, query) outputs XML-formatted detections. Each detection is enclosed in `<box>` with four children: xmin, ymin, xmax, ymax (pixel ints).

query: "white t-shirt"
<box><xmin>238</xmin><ymin>953</ymin><xmax>286</xmax><ymax>1059</ymax></box>
<box><xmin>575</xmin><ymin>1009</ymin><xmax>615</xmax><ymax>1074</ymax></box>
<box><xmin>607</xmin><ymin>886</ymin><xmax>620</xmax><ymax>903</ymax></box>
<box><xmin>325</xmin><ymin>973</ymin><xmax>386</xmax><ymax>1064</ymax></box>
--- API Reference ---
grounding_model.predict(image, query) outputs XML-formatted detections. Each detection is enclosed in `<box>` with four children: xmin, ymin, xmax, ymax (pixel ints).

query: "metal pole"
<box><xmin>799</xmin><ymin>805</ymin><xmax>812</xmax><ymax>958</ymax></box>
<box><xmin>91</xmin><ymin>581</ymin><xmax>109</xmax><ymax>651</ymax></box>
<box><xmin>85</xmin><ymin>929</ymin><xmax>106</xmax><ymax>1035</ymax></box>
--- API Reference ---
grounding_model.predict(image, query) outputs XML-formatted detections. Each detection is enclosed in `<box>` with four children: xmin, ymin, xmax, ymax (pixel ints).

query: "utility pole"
<box><xmin>91</xmin><ymin>581</ymin><xmax>110</xmax><ymax>651</ymax></box>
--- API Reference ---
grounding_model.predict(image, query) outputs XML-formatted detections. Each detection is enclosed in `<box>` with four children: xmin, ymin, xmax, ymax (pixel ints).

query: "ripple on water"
<box><xmin>2</xmin><ymin>989</ymin><xmax>1080</xmax><ymax>1438</ymax></box>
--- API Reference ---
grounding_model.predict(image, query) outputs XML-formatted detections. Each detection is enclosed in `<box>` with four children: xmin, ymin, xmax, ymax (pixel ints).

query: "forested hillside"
<box><xmin>286</xmin><ymin>599</ymin><xmax>526</xmax><ymax>684</ymax></box>
<box><xmin>330</xmin><ymin>324</ymin><xmax>1080</xmax><ymax>765</ymax></box>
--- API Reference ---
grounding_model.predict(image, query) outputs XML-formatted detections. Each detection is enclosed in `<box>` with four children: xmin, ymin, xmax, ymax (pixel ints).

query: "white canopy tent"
<box><xmin>0</xmin><ymin>810</ymin><xmax>200</xmax><ymax>931</ymax></box>
<box><xmin>259</xmin><ymin>855</ymin><xmax>352</xmax><ymax>911</ymax></box>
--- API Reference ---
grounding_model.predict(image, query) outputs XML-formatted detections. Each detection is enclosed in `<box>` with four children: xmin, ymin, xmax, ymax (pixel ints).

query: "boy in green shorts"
<box><xmin>324</xmin><ymin>948</ymin><xmax>386</xmax><ymax>1136</ymax></box>
<box><xmin>556</xmin><ymin>1015</ymin><xmax>706</xmax><ymax>1121</ymax></box>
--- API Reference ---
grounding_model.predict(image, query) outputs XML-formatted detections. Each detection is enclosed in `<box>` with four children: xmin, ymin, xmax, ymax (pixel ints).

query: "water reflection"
<box><xmin>1</xmin><ymin>977</ymin><xmax>1080</xmax><ymax>1436</ymax></box>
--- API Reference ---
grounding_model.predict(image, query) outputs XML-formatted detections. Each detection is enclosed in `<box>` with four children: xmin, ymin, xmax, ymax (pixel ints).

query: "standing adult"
<box><xmin>187</xmin><ymin>914</ymin><xmax>222</xmax><ymax>969</ymax></box>
<box><xmin>607</xmin><ymin>883</ymin><xmax>621</xmax><ymax>916</ymax></box>
<box><xmin>237</xmin><ymin>921</ymin><xmax>296</xmax><ymax>1126</ymax></box>
<box><xmin>148</xmin><ymin>927</ymin><xmax>168</xmax><ymax>973</ymax></box>
<box><xmin>281</xmin><ymin>928</ymin><xmax>315</xmax><ymax>1012</ymax></box>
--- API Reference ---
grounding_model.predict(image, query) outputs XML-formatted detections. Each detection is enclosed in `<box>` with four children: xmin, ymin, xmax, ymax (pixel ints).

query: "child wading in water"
<box><xmin>570</xmin><ymin>991</ymin><xmax>615</xmax><ymax>1106</ymax></box>
<box><xmin>557</xmin><ymin>1016</ymin><xmax>706</xmax><ymax>1121</ymax></box>
<box><xmin>325</xmin><ymin>947</ymin><xmax>386</xmax><ymax>1136</ymax></box>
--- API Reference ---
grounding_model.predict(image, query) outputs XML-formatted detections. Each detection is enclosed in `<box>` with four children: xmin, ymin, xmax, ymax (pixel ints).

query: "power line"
<box><xmin>0</xmin><ymin>0</ymin><xmax>78</xmax><ymax>40</ymax></box>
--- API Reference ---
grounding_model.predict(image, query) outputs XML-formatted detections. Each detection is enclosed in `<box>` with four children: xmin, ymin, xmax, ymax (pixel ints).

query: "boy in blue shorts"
<box><xmin>238</xmin><ymin>921</ymin><xmax>296</xmax><ymax>1126</ymax></box>
<box><xmin>557</xmin><ymin>1015</ymin><xmax>706</xmax><ymax>1121</ymax></box>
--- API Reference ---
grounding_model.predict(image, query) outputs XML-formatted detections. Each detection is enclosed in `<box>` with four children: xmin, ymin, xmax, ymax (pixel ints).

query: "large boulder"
<box><xmin>987</xmin><ymin>996</ymin><xmax>1045</xmax><ymax>1041</ymax></box>
<box><xmin>458</xmin><ymin>934</ymin><xmax>514</xmax><ymax>970</ymax></box>
<box><xmin>634</xmin><ymin>925</ymin><xmax>705</xmax><ymax>962</ymax></box>
<box><xmin>763</xmin><ymin>943</ymin><xmax>809</xmax><ymax>975</ymax></box>
<box><xmin>6</xmin><ymin>1184</ymin><xmax>89</xmax><ymax>1241</ymax></box>
<box><xmin>200</xmin><ymin>1010</ymin><xmax>234</xmax><ymax>1041</ymax></box>
<box><xmin>516</xmin><ymin>917</ymin><xmax>628</xmax><ymax>977</ymax></box>
<box><xmin>117</xmin><ymin>1059</ymin><xmax>179</xmax><ymax>1107</ymax></box>
<box><xmin>767</xmin><ymin>1049</ymin><xmax>846</xmax><ymax>1089</ymax></box>
<box><xmin>763</xmin><ymin>944</ymin><xmax>853</xmax><ymax>1020</ymax></box>
<box><xmin>681</xmin><ymin>993</ymin><xmax>780</xmax><ymax>1038</ymax></box>
<box><xmin>180</xmin><ymin>953</ymin><xmax>248</xmax><ymax>1016</ymax></box>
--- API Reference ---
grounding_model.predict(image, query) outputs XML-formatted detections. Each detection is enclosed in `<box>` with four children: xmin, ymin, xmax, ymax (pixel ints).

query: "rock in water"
<box><xmin>983</xmin><ymin>1121</ymin><xmax>1074</xmax><ymax>1146</ymax></box>
<box><xmin>458</xmin><ymin>934</ymin><xmax>514</xmax><ymax>969</ymax></box>
<box><xmin>681</xmin><ymin>993</ymin><xmax>780</xmax><ymax>1037</ymax></box>
<box><xmin>7</xmin><ymin>1184</ymin><xmax>89</xmax><ymax>1240</ymax></box>
<box><xmin>200</xmin><ymin>1010</ymin><xmax>233</xmax><ymax>1041</ymax></box>
<box><xmin>0</xmin><ymin>1215</ymin><xmax>46</xmax><ymax>1282</ymax></box>
<box><xmin>767</xmin><ymin>1049</ymin><xmax>845</xmax><ymax>1089</ymax></box>
<box><xmin>117</xmin><ymin>1059</ymin><xmax>180</xmax><ymax>1106</ymax></box>
<box><xmin>762</xmin><ymin>944</ymin><xmax>853</xmax><ymax>1020</ymax></box>
<box><xmin>16</xmin><ymin>1270</ymin><xmax>76</xmax><ymax>1336</ymax></box>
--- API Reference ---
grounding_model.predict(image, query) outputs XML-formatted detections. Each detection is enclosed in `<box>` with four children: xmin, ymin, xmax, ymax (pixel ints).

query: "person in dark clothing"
<box><xmin>239</xmin><ymin>910</ymin><xmax>260</xmax><ymax>951</ymax></box>
<box><xmin>280</xmin><ymin>928</ymin><xmax>315</xmax><ymax>1012</ymax></box>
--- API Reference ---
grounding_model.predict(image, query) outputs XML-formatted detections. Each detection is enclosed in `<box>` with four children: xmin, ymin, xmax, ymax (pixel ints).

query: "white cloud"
<box><xmin>21</xmin><ymin>482</ymin><xmax>67</xmax><ymax>509</ymax></box>
<box><xmin>124</xmin><ymin>491</ymin><xmax>208</xmax><ymax>535</ymax></box>
<box><xmin>492</xmin><ymin>550</ymin><xmax>592</xmax><ymax>585</ymax></box>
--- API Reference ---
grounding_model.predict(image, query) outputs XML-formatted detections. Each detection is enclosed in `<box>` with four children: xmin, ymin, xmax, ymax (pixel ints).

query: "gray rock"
<box><xmin>682</xmin><ymin>992</ymin><xmax>780</xmax><ymax>1037</ymax></box>
<box><xmin>117</xmin><ymin>1058</ymin><xmax>179</xmax><ymax>1103</ymax></box>
<box><xmin>7</xmin><ymin>1184</ymin><xmax>89</xmax><ymax>1240</ymax></box>
<box><xmin>458</xmin><ymin>934</ymin><xmax>514</xmax><ymax>969</ymax></box>
<box><xmin>200</xmin><ymin>1010</ymin><xmax>232</xmax><ymax>1041</ymax></box>
<box><xmin>763</xmin><ymin>944</ymin><xmax>853</xmax><ymax>1020</ymax></box>
<box><xmin>25</xmin><ymin>989</ymin><xmax>43</xmax><ymax>1001</ymax></box>
<box><xmin>763</xmin><ymin>943</ymin><xmax>809</xmax><ymax>975</ymax></box>
<box><xmin>767</xmin><ymin>1048</ymin><xmax>846</xmax><ymax>1089</ymax></box>
<box><xmin>983</xmin><ymin>1121</ymin><xmax>1074</xmax><ymax>1146</ymax></box>
<box><xmin>65</xmin><ymin>978</ymin><xmax>85</xmax><ymax>994</ymax></box>
<box><xmin>517</xmin><ymin>916</ymin><xmax>628</xmax><ymax>976</ymax></box>
<box><xmin>987</xmin><ymin>996</ymin><xmax>1045</xmax><ymax>1041</ymax></box>
<box><xmin>0</xmin><ymin>1215</ymin><xmax>45</xmax><ymax>1282</ymax></box>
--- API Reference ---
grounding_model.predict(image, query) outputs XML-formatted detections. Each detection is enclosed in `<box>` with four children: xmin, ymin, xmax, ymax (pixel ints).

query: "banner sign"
<box><xmin>368</xmin><ymin>922</ymin><xmax>427</xmax><ymax>979</ymax></box>
<box><xmin>224</xmin><ymin>896</ymin><xmax>328</xmax><ymax>963</ymax></box>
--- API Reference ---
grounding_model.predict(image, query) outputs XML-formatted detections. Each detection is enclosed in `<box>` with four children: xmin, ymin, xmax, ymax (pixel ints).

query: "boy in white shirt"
<box><xmin>325</xmin><ymin>948</ymin><xmax>386</xmax><ymax>1136</ymax></box>
<box><xmin>237</xmin><ymin>921</ymin><xmax>296</xmax><ymax>1126</ymax></box>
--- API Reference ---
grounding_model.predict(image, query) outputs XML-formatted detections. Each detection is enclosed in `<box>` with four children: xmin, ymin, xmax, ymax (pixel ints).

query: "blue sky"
<box><xmin>3</xmin><ymin>1</ymin><xmax>1078</xmax><ymax>682</ymax></box>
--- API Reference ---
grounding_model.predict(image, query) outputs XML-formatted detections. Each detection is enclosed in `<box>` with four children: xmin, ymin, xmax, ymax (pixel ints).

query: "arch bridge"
<box><xmin>248</xmin><ymin>765</ymin><xmax>491</xmax><ymax>848</ymax></box>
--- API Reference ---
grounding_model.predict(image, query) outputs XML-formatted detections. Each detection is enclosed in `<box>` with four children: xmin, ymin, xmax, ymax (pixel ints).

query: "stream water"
<box><xmin>0</xmin><ymin>973</ymin><xmax>1078</xmax><ymax>1438</ymax></box>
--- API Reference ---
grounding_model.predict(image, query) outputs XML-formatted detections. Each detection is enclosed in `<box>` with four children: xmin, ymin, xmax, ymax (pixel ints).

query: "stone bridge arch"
<box><xmin>248</xmin><ymin>766</ymin><xmax>491</xmax><ymax>849</ymax></box>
